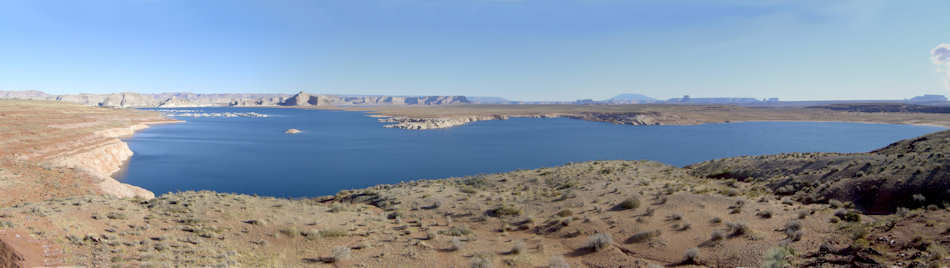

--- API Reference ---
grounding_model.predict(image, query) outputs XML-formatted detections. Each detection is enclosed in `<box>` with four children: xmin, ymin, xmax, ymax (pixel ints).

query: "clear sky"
<box><xmin>1</xmin><ymin>0</ymin><xmax>948</xmax><ymax>101</ymax></box>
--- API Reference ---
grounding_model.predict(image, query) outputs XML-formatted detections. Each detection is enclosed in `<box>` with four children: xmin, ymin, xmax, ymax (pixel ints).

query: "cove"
<box><xmin>118</xmin><ymin>107</ymin><xmax>945</xmax><ymax>197</ymax></box>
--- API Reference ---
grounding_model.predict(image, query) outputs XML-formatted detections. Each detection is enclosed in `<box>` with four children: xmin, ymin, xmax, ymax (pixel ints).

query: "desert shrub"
<box><xmin>626</xmin><ymin>230</ymin><xmax>660</xmax><ymax>243</ymax></box>
<box><xmin>728</xmin><ymin>200</ymin><xmax>745</xmax><ymax>214</ymax></box>
<box><xmin>319</xmin><ymin>229</ymin><xmax>347</xmax><ymax>238</ymax></box>
<box><xmin>722</xmin><ymin>188</ymin><xmax>739</xmax><ymax>197</ymax></box>
<box><xmin>618</xmin><ymin>197</ymin><xmax>640</xmax><ymax>210</ymax></box>
<box><xmin>556</xmin><ymin>209</ymin><xmax>573</xmax><ymax>217</ymax></box>
<box><xmin>828</xmin><ymin>199</ymin><xmax>843</xmax><ymax>209</ymax></box>
<box><xmin>301</xmin><ymin>229</ymin><xmax>320</xmax><ymax>239</ymax></box>
<box><xmin>761</xmin><ymin>246</ymin><xmax>794</xmax><ymax>268</ymax></box>
<box><xmin>834</xmin><ymin>209</ymin><xmax>860</xmax><ymax>222</ymax></box>
<box><xmin>709</xmin><ymin>217</ymin><xmax>722</xmax><ymax>224</ymax></box>
<box><xmin>927</xmin><ymin>204</ymin><xmax>939</xmax><ymax>211</ymax></box>
<box><xmin>777</xmin><ymin>185</ymin><xmax>797</xmax><ymax>195</ymax></box>
<box><xmin>548</xmin><ymin>256</ymin><xmax>570</xmax><ymax>268</ymax></box>
<box><xmin>243</xmin><ymin>219</ymin><xmax>266</xmax><ymax>226</ymax></box>
<box><xmin>673</xmin><ymin>223</ymin><xmax>691</xmax><ymax>231</ymax></box>
<box><xmin>510</xmin><ymin>240</ymin><xmax>526</xmax><ymax>255</ymax></box>
<box><xmin>471</xmin><ymin>253</ymin><xmax>493</xmax><ymax>268</ymax></box>
<box><xmin>488</xmin><ymin>204</ymin><xmax>521</xmax><ymax>217</ymax></box>
<box><xmin>387</xmin><ymin>211</ymin><xmax>404</xmax><ymax>219</ymax></box>
<box><xmin>449</xmin><ymin>237</ymin><xmax>464</xmax><ymax>251</ymax></box>
<box><xmin>106</xmin><ymin>212</ymin><xmax>126</xmax><ymax>220</ymax></box>
<box><xmin>330</xmin><ymin>246</ymin><xmax>351</xmax><ymax>263</ymax></box>
<box><xmin>460</xmin><ymin>186</ymin><xmax>478</xmax><ymax>194</ymax></box>
<box><xmin>665</xmin><ymin>213</ymin><xmax>682</xmax><ymax>221</ymax></box>
<box><xmin>279</xmin><ymin>227</ymin><xmax>298</xmax><ymax>238</ymax></box>
<box><xmin>797</xmin><ymin>210</ymin><xmax>808</xmax><ymax>219</ymax></box>
<box><xmin>726</xmin><ymin>222</ymin><xmax>748</xmax><ymax>238</ymax></box>
<box><xmin>896</xmin><ymin>207</ymin><xmax>910</xmax><ymax>217</ymax></box>
<box><xmin>709</xmin><ymin>230</ymin><xmax>724</xmax><ymax>241</ymax></box>
<box><xmin>756</xmin><ymin>210</ymin><xmax>773</xmax><ymax>219</ymax></box>
<box><xmin>427</xmin><ymin>200</ymin><xmax>442</xmax><ymax>209</ymax></box>
<box><xmin>928</xmin><ymin>243</ymin><xmax>946</xmax><ymax>262</ymax></box>
<box><xmin>684</xmin><ymin>247</ymin><xmax>700</xmax><ymax>263</ymax></box>
<box><xmin>328</xmin><ymin>203</ymin><xmax>346</xmax><ymax>213</ymax></box>
<box><xmin>586</xmin><ymin>233</ymin><xmax>613</xmax><ymax>251</ymax></box>
<box><xmin>642</xmin><ymin>207</ymin><xmax>656</xmax><ymax>217</ymax></box>
<box><xmin>784</xmin><ymin>220</ymin><xmax>802</xmax><ymax>242</ymax></box>
<box><xmin>425</xmin><ymin>230</ymin><xmax>437</xmax><ymax>240</ymax></box>
<box><xmin>784</xmin><ymin>220</ymin><xmax>802</xmax><ymax>232</ymax></box>
<box><xmin>913</xmin><ymin>194</ymin><xmax>927</xmax><ymax>204</ymax></box>
<box><xmin>785</xmin><ymin>229</ymin><xmax>802</xmax><ymax>242</ymax></box>
<box><xmin>442</xmin><ymin>226</ymin><xmax>473</xmax><ymax>236</ymax></box>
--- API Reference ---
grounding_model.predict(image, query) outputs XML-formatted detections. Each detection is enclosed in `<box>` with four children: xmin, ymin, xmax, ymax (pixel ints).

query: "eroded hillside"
<box><xmin>688</xmin><ymin>130</ymin><xmax>950</xmax><ymax>214</ymax></box>
<box><xmin>0</xmin><ymin>157</ymin><xmax>945</xmax><ymax>267</ymax></box>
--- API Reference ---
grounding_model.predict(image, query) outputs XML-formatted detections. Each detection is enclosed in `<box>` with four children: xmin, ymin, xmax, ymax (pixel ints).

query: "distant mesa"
<box><xmin>605</xmin><ymin>93</ymin><xmax>658</xmax><ymax>104</ymax></box>
<box><xmin>909</xmin><ymin>94</ymin><xmax>948</xmax><ymax>103</ymax></box>
<box><xmin>158</xmin><ymin>96</ymin><xmax>197</xmax><ymax>108</ymax></box>
<box><xmin>284</xmin><ymin>128</ymin><xmax>302</xmax><ymax>134</ymax></box>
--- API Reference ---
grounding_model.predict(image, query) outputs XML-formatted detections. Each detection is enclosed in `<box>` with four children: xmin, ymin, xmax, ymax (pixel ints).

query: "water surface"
<box><xmin>120</xmin><ymin>107</ymin><xmax>945</xmax><ymax>197</ymax></box>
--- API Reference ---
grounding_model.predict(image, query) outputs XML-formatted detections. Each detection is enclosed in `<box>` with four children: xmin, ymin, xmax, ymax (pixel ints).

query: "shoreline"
<box><xmin>109</xmin><ymin>120</ymin><xmax>185</xmax><ymax>180</ymax></box>
<box><xmin>51</xmin><ymin>119</ymin><xmax>184</xmax><ymax>200</ymax></box>
<box><xmin>110</xmin><ymin>108</ymin><xmax>946</xmax><ymax>200</ymax></box>
<box><xmin>142</xmin><ymin>105</ymin><xmax>950</xmax><ymax>130</ymax></box>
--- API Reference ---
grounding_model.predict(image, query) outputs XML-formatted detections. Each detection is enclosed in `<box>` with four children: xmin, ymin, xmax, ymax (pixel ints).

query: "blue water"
<box><xmin>119</xmin><ymin>107</ymin><xmax>945</xmax><ymax>197</ymax></box>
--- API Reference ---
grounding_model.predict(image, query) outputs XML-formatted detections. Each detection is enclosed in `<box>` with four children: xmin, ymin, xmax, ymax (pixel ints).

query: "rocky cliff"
<box><xmin>0</xmin><ymin>90</ymin><xmax>470</xmax><ymax>108</ymax></box>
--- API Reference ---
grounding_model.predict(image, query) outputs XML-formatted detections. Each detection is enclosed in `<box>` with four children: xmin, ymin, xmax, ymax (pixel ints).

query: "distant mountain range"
<box><xmin>1</xmin><ymin>90</ymin><xmax>946</xmax><ymax>108</ymax></box>
<box><xmin>0</xmin><ymin>91</ymin><xmax>471</xmax><ymax>108</ymax></box>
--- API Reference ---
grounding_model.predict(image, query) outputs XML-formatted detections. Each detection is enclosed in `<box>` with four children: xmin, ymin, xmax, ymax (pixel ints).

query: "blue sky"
<box><xmin>1</xmin><ymin>0</ymin><xmax>948</xmax><ymax>101</ymax></box>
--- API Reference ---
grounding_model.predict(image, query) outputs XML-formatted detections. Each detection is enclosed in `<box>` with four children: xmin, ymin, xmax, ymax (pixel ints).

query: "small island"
<box><xmin>284</xmin><ymin>128</ymin><xmax>302</xmax><ymax>134</ymax></box>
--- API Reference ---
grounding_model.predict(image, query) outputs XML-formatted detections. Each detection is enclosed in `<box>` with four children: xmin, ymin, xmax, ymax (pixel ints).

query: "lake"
<box><xmin>119</xmin><ymin>107</ymin><xmax>945</xmax><ymax>197</ymax></box>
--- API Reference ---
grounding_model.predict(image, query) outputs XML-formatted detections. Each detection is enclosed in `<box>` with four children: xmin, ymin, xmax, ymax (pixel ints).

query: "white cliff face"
<box><xmin>43</xmin><ymin>123</ymin><xmax>176</xmax><ymax>199</ymax></box>
<box><xmin>47</xmin><ymin>138</ymin><xmax>154</xmax><ymax>199</ymax></box>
